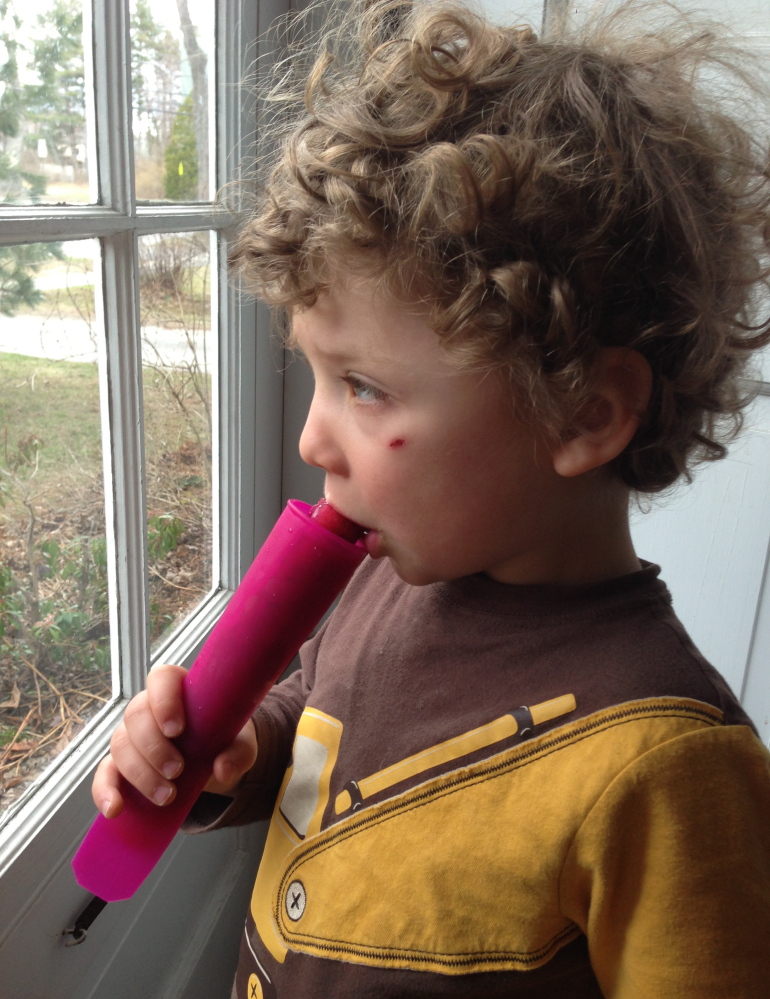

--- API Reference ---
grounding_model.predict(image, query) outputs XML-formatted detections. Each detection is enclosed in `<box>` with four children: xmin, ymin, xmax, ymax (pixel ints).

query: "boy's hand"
<box><xmin>91</xmin><ymin>663</ymin><xmax>258</xmax><ymax>819</ymax></box>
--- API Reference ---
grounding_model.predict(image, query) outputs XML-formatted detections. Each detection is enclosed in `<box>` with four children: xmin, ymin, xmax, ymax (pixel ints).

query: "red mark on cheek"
<box><xmin>389</xmin><ymin>438</ymin><xmax>406</xmax><ymax>449</ymax></box>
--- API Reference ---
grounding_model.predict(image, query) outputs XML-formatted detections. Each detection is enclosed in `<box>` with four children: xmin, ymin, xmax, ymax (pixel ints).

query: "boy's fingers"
<box><xmin>146</xmin><ymin>663</ymin><xmax>188</xmax><ymax>738</ymax></box>
<box><xmin>98</xmin><ymin>664</ymin><xmax>250</xmax><ymax>811</ymax></box>
<box><xmin>109</xmin><ymin>721</ymin><xmax>179</xmax><ymax>808</ymax></box>
<box><xmin>121</xmin><ymin>689</ymin><xmax>185</xmax><ymax>781</ymax></box>
<box><xmin>91</xmin><ymin>664</ymin><xmax>187</xmax><ymax>820</ymax></box>
<box><xmin>207</xmin><ymin>720</ymin><xmax>258</xmax><ymax>795</ymax></box>
<box><xmin>92</xmin><ymin>753</ymin><xmax>125</xmax><ymax>819</ymax></box>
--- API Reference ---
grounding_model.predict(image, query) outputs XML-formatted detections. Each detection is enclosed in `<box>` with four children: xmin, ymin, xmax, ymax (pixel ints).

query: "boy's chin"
<box><xmin>374</xmin><ymin>535</ymin><xmax>472</xmax><ymax>586</ymax></box>
<box><xmin>389</xmin><ymin>561</ymin><xmax>439</xmax><ymax>586</ymax></box>
<box><xmin>386</xmin><ymin>553</ymin><xmax>456</xmax><ymax>587</ymax></box>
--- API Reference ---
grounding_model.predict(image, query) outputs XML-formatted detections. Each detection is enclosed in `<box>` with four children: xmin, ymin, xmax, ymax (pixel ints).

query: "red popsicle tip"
<box><xmin>309</xmin><ymin>498</ymin><xmax>367</xmax><ymax>543</ymax></box>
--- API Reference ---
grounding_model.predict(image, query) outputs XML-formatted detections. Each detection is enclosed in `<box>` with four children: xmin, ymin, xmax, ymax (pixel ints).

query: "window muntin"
<box><xmin>139</xmin><ymin>230</ymin><xmax>215</xmax><ymax>653</ymax></box>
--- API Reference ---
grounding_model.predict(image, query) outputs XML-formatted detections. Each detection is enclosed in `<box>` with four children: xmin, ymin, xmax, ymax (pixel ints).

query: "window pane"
<box><xmin>0</xmin><ymin>239</ymin><xmax>109</xmax><ymax>815</ymax></box>
<box><xmin>139</xmin><ymin>231</ymin><xmax>214</xmax><ymax>653</ymax></box>
<box><xmin>0</xmin><ymin>0</ymin><xmax>93</xmax><ymax>206</ymax></box>
<box><xmin>131</xmin><ymin>0</ymin><xmax>215</xmax><ymax>203</ymax></box>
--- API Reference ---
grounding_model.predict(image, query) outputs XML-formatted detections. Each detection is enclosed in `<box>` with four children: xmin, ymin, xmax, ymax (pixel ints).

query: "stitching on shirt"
<box><xmin>279</xmin><ymin>921</ymin><xmax>581</xmax><ymax>968</ymax></box>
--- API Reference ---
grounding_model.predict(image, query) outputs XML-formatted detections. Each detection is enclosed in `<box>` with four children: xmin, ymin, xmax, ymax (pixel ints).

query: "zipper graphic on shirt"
<box><xmin>334</xmin><ymin>693</ymin><xmax>576</xmax><ymax>816</ymax></box>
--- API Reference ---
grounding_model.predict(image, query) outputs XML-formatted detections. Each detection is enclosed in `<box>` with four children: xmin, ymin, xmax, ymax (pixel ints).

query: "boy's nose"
<box><xmin>299</xmin><ymin>396</ymin><xmax>347</xmax><ymax>476</ymax></box>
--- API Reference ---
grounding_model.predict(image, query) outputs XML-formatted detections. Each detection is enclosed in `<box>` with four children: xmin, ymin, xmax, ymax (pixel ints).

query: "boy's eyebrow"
<box><xmin>292</xmin><ymin>323</ymin><xmax>400</xmax><ymax>369</ymax></box>
<box><xmin>314</xmin><ymin>348</ymin><xmax>362</xmax><ymax>364</ymax></box>
<box><xmin>296</xmin><ymin>342</ymin><xmax>371</xmax><ymax>366</ymax></box>
<box><xmin>292</xmin><ymin>343</ymin><xmax>364</xmax><ymax>370</ymax></box>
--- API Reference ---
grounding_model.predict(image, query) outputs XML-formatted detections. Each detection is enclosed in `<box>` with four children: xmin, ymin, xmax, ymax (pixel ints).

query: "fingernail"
<box><xmin>162</xmin><ymin>720</ymin><xmax>183</xmax><ymax>738</ymax></box>
<box><xmin>152</xmin><ymin>785</ymin><xmax>173</xmax><ymax>806</ymax></box>
<box><xmin>100</xmin><ymin>798</ymin><xmax>113</xmax><ymax>818</ymax></box>
<box><xmin>162</xmin><ymin>760</ymin><xmax>182</xmax><ymax>779</ymax></box>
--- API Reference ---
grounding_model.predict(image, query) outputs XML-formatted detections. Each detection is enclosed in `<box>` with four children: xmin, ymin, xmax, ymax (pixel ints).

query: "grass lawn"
<box><xmin>0</xmin><ymin>351</ymin><xmax>212</xmax><ymax>493</ymax></box>
<box><xmin>0</xmin><ymin>353</ymin><xmax>102</xmax><ymax>497</ymax></box>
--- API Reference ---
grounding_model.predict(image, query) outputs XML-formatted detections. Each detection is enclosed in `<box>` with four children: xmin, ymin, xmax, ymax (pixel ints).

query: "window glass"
<box><xmin>130</xmin><ymin>0</ymin><xmax>215</xmax><ymax>203</ymax></box>
<box><xmin>139</xmin><ymin>231</ymin><xmax>214</xmax><ymax>653</ymax></box>
<box><xmin>0</xmin><ymin>238</ymin><xmax>109</xmax><ymax>814</ymax></box>
<box><xmin>480</xmin><ymin>0</ymin><xmax>544</xmax><ymax>28</ymax></box>
<box><xmin>0</xmin><ymin>0</ymin><xmax>92</xmax><ymax>206</ymax></box>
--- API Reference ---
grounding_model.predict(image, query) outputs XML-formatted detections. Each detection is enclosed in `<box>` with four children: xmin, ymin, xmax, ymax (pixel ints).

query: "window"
<box><xmin>0</xmin><ymin>2</ymin><xmax>282</xmax><ymax>993</ymax></box>
<box><xmin>0</xmin><ymin>0</ymin><xmax>277</xmax><ymax>878</ymax></box>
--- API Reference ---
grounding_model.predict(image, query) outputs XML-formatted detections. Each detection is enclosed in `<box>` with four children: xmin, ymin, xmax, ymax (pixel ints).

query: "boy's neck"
<box><xmin>485</xmin><ymin>477</ymin><xmax>641</xmax><ymax>587</ymax></box>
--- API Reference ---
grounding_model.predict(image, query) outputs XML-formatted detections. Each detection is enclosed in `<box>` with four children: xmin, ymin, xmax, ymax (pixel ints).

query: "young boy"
<box><xmin>94</xmin><ymin>2</ymin><xmax>770</xmax><ymax>996</ymax></box>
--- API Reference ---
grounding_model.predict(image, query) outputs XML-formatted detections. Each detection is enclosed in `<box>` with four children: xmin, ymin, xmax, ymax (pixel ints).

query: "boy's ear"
<box><xmin>551</xmin><ymin>348</ymin><xmax>652</xmax><ymax>478</ymax></box>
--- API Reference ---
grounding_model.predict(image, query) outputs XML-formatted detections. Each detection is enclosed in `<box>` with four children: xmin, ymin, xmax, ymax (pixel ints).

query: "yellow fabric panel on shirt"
<box><xmin>562</xmin><ymin>722</ymin><xmax>770</xmax><ymax>999</ymax></box>
<box><xmin>270</xmin><ymin>698</ymin><xmax>729</xmax><ymax>975</ymax></box>
<box><xmin>252</xmin><ymin>707</ymin><xmax>343</xmax><ymax>963</ymax></box>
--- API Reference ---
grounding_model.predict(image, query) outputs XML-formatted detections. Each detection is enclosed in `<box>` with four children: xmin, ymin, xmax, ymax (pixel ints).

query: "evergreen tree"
<box><xmin>0</xmin><ymin>242</ymin><xmax>61</xmax><ymax>316</ymax></box>
<box><xmin>131</xmin><ymin>0</ymin><xmax>180</xmax><ymax>151</ymax></box>
<box><xmin>163</xmin><ymin>93</ymin><xmax>197</xmax><ymax>201</ymax></box>
<box><xmin>175</xmin><ymin>0</ymin><xmax>208</xmax><ymax>199</ymax></box>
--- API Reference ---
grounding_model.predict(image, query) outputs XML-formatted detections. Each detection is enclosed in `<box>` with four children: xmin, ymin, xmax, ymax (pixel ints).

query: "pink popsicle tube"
<box><xmin>72</xmin><ymin>499</ymin><xmax>367</xmax><ymax>902</ymax></box>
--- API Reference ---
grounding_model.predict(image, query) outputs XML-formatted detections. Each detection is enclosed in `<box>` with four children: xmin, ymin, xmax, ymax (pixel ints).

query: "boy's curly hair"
<box><xmin>231</xmin><ymin>0</ymin><xmax>770</xmax><ymax>492</ymax></box>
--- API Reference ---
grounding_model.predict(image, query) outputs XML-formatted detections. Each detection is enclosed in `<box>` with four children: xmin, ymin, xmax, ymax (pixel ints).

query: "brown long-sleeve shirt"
<box><xmin>191</xmin><ymin>557</ymin><xmax>770</xmax><ymax>999</ymax></box>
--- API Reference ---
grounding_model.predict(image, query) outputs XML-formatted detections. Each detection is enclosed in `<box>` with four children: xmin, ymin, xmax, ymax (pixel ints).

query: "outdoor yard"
<box><xmin>0</xmin><ymin>256</ymin><xmax>213</xmax><ymax>813</ymax></box>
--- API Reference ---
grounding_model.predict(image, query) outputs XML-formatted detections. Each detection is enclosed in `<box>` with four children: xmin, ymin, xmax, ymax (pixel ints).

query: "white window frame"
<box><xmin>0</xmin><ymin>0</ymin><xmax>285</xmax><ymax>901</ymax></box>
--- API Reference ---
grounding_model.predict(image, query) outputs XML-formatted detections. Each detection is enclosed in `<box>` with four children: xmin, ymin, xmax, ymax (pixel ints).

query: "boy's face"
<box><xmin>294</xmin><ymin>276</ymin><xmax>579</xmax><ymax>586</ymax></box>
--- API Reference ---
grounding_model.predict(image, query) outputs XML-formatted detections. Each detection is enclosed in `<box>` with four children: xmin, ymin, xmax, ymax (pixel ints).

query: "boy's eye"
<box><xmin>344</xmin><ymin>374</ymin><xmax>387</xmax><ymax>404</ymax></box>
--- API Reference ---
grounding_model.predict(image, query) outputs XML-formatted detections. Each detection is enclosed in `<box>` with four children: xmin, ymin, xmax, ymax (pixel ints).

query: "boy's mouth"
<box><xmin>320</xmin><ymin>497</ymin><xmax>382</xmax><ymax>559</ymax></box>
<box><xmin>316</xmin><ymin>496</ymin><xmax>376</xmax><ymax>549</ymax></box>
<box><xmin>310</xmin><ymin>497</ymin><xmax>369</xmax><ymax>543</ymax></box>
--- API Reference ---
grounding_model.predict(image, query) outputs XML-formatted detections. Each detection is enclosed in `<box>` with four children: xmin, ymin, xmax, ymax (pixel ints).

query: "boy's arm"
<box><xmin>562</xmin><ymin>724</ymin><xmax>770</xmax><ymax>998</ymax></box>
